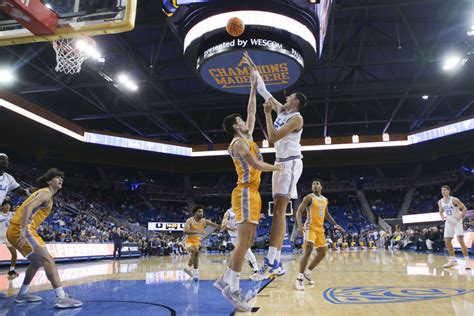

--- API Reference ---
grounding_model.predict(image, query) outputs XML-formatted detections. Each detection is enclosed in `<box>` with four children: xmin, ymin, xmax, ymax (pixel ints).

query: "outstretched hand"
<box><xmin>263</xmin><ymin>100</ymin><xmax>272</xmax><ymax>114</ymax></box>
<box><xmin>243</xmin><ymin>51</ymin><xmax>257</xmax><ymax>70</ymax></box>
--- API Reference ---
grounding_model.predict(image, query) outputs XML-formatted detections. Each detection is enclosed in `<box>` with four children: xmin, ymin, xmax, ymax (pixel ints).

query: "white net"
<box><xmin>52</xmin><ymin>38</ymin><xmax>96</xmax><ymax>74</ymax></box>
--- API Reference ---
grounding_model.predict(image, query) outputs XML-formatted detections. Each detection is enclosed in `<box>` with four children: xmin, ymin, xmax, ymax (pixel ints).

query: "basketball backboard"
<box><xmin>0</xmin><ymin>0</ymin><xmax>136</xmax><ymax>46</ymax></box>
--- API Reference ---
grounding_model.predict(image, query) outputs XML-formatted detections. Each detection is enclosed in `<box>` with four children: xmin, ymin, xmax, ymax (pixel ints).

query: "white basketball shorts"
<box><xmin>444</xmin><ymin>218</ymin><xmax>464</xmax><ymax>238</ymax></box>
<box><xmin>272</xmin><ymin>158</ymin><xmax>303</xmax><ymax>200</ymax></box>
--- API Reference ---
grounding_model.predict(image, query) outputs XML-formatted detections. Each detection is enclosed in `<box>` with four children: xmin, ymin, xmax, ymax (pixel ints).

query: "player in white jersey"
<box><xmin>0</xmin><ymin>154</ymin><xmax>32</xmax><ymax>204</ymax></box>
<box><xmin>438</xmin><ymin>185</ymin><xmax>470</xmax><ymax>269</ymax></box>
<box><xmin>245</xmin><ymin>57</ymin><xmax>307</xmax><ymax>280</ymax></box>
<box><xmin>221</xmin><ymin>208</ymin><xmax>259</xmax><ymax>275</ymax></box>
<box><xmin>0</xmin><ymin>200</ymin><xmax>19</xmax><ymax>278</ymax></box>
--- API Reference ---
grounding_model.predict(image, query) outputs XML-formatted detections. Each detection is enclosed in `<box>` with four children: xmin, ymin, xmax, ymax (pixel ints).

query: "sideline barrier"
<box><xmin>0</xmin><ymin>242</ymin><xmax>141</xmax><ymax>265</ymax></box>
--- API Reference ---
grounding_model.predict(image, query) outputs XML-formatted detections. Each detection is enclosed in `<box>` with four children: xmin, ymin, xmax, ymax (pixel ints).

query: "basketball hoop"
<box><xmin>52</xmin><ymin>37</ymin><xmax>97</xmax><ymax>74</ymax></box>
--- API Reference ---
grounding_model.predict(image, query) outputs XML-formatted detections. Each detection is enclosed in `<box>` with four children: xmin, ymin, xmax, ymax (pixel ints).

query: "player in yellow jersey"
<box><xmin>6</xmin><ymin>168</ymin><xmax>82</xmax><ymax>308</ymax></box>
<box><xmin>183</xmin><ymin>205</ymin><xmax>220</xmax><ymax>281</ymax></box>
<box><xmin>214</xmin><ymin>53</ymin><xmax>283</xmax><ymax>312</ymax></box>
<box><xmin>295</xmin><ymin>179</ymin><xmax>344</xmax><ymax>290</ymax></box>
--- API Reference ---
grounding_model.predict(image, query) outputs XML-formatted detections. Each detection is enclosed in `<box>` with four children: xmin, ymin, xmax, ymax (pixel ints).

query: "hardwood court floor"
<box><xmin>0</xmin><ymin>249</ymin><xmax>472</xmax><ymax>315</ymax></box>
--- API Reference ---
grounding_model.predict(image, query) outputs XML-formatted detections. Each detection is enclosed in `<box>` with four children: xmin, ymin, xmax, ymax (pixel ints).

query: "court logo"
<box><xmin>323</xmin><ymin>286</ymin><xmax>474</xmax><ymax>304</ymax></box>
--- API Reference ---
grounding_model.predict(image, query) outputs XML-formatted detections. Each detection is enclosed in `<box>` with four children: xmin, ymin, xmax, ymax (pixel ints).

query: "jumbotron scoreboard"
<box><xmin>163</xmin><ymin>0</ymin><xmax>332</xmax><ymax>94</ymax></box>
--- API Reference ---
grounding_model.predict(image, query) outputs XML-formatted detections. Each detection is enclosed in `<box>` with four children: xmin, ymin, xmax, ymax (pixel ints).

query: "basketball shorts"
<box><xmin>272</xmin><ymin>158</ymin><xmax>303</xmax><ymax>199</ymax></box>
<box><xmin>304</xmin><ymin>227</ymin><xmax>326</xmax><ymax>248</ymax></box>
<box><xmin>7</xmin><ymin>224</ymin><xmax>45</xmax><ymax>257</ymax></box>
<box><xmin>231</xmin><ymin>185</ymin><xmax>261</xmax><ymax>224</ymax></box>
<box><xmin>444</xmin><ymin>218</ymin><xmax>464</xmax><ymax>238</ymax></box>
<box><xmin>184</xmin><ymin>237</ymin><xmax>200</xmax><ymax>249</ymax></box>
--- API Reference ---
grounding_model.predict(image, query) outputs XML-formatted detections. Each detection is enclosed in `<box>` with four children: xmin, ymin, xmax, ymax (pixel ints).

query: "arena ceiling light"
<box><xmin>408</xmin><ymin>118</ymin><xmax>473</xmax><ymax>144</ymax></box>
<box><xmin>116</xmin><ymin>74</ymin><xmax>138</xmax><ymax>91</ymax></box>
<box><xmin>0</xmin><ymin>99</ymin><xmax>84</xmax><ymax>142</ymax></box>
<box><xmin>442</xmin><ymin>55</ymin><xmax>468</xmax><ymax>71</ymax></box>
<box><xmin>83</xmin><ymin>132</ymin><xmax>192</xmax><ymax>157</ymax></box>
<box><xmin>183</xmin><ymin>10</ymin><xmax>317</xmax><ymax>54</ymax></box>
<box><xmin>76</xmin><ymin>39</ymin><xmax>104</xmax><ymax>63</ymax></box>
<box><xmin>191</xmin><ymin>140</ymin><xmax>411</xmax><ymax>157</ymax></box>
<box><xmin>0</xmin><ymin>68</ymin><xmax>14</xmax><ymax>84</ymax></box>
<box><xmin>422</xmin><ymin>95</ymin><xmax>429</xmax><ymax>100</ymax></box>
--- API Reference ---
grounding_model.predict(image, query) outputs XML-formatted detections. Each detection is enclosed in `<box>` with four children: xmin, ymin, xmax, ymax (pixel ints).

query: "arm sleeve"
<box><xmin>255</xmin><ymin>72</ymin><xmax>273</xmax><ymax>101</ymax></box>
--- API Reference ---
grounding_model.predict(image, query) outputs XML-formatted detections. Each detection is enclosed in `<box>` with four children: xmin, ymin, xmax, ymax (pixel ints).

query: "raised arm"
<box><xmin>242</xmin><ymin>51</ymin><xmax>283</xmax><ymax>113</ymax></box>
<box><xmin>296</xmin><ymin>195</ymin><xmax>312</xmax><ymax>235</ymax></box>
<box><xmin>263</xmin><ymin>101</ymin><xmax>303</xmax><ymax>143</ymax></box>
<box><xmin>246</xmin><ymin>70</ymin><xmax>258</xmax><ymax>135</ymax></box>
<box><xmin>233</xmin><ymin>139</ymin><xmax>283</xmax><ymax>173</ymax></box>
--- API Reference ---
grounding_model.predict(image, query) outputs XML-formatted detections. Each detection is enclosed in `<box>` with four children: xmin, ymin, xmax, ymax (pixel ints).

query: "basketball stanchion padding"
<box><xmin>0</xmin><ymin>0</ymin><xmax>58</xmax><ymax>35</ymax></box>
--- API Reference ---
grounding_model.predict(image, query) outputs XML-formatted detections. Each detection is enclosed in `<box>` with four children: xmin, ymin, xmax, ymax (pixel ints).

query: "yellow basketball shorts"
<box><xmin>7</xmin><ymin>224</ymin><xmax>45</xmax><ymax>258</ymax></box>
<box><xmin>231</xmin><ymin>185</ymin><xmax>261</xmax><ymax>224</ymax></box>
<box><xmin>304</xmin><ymin>227</ymin><xmax>326</xmax><ymax>248</ymax></box>
<box><xmin>184</xmin><ymin>237</ymin><xmax>200</xmax><ymax>249</ymax></box>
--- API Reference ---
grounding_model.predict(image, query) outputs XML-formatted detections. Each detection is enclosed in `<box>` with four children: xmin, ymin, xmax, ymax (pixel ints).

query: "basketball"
<box><xmin>226</xmin><ymin>17</ymin><xmax>245</xmax><ymax>37</ymax></box>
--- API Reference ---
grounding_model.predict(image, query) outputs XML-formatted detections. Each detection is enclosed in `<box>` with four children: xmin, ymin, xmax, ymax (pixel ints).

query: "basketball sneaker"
<box><xmin>275</xmin><ymin>261</ymin><xmax>286</xmax><ymax>276</ymax></box>
<box><xmin>443</xmin><ymin>258</ymin><xmax>457</xmax><ymax>268</ymax></box>
<box><xmin>192</xmin><ymin>270</ymin><xmax>199</xmax><ymax>282</ymax></box>
<box><xmin>295</xmin><ymin>278</ymin><xmax>304</xmax><ymax>291</ymax></box>
<box><xmin>8</xmin><ymin>270</ymin><xmax>19</xmax><ymax>279</ymax></box>
<box><xmin>250</xmin><ymin>257</ymin><xmax>277</xmax><ymax>281</ymax></box>
<box><xmin>303</xmin><ymin>271</ymin><xmax>315</xmax><ymax>285</ymax></box>
<box><xmin>465</xmin><ymin>258</ymin><xmax>471</xmax><ymax>270</ymax></box>
<box><xmin>213</xmin><ymin>278</ymin><xmax>228</xmax><ymax>292</ymax></box>
<box><xmin>222</xmin><ymin>285</ymin><xmax>252</xmax><ymax>312</ymax></box>
<box><xmin>15</xmin><ymin>293</ymin><xmax>43</xmax><ymax>304</ymax></box>
<box><xmin>270</xmin><ymin>261</ymin><xmax>286</xmax><ymax>276</ymax></box>
<box><xmin>183</xmin><ymin>267</ymin><xmax>193</xmax><ymax>278</ymax></box>
<box><xmin>55</xmin><ymin>294</ymin><xmax>83</xmax><ymax>309</ymax></box>
<box><xmin>249</xmin><ymin>271</ymin><xmax>259</xmax><ymax>280</ymax></box>
<box><xmin>244</xmin><ymin>284</ymin><xmax>260</xmax><ymax>302</ymax></box>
